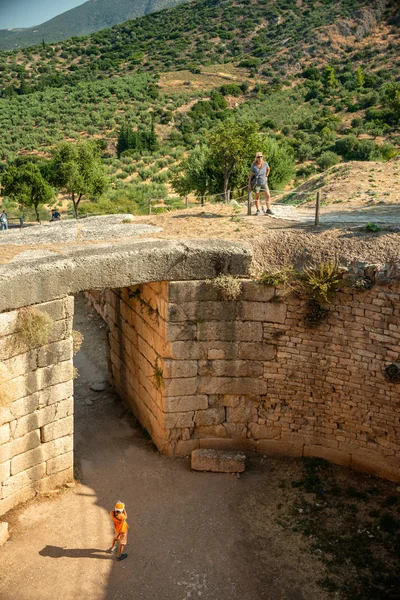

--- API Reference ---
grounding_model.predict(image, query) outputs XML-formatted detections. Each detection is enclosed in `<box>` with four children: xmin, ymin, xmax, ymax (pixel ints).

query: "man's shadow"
<box><xmin>39</xmin><ymin>545</ymin><xmax>111</xmax><ymax>560</ymax></box>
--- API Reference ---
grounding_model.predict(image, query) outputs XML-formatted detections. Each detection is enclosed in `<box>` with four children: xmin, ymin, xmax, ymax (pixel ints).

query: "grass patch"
<box><xmin>207</xmin><ymin>274</ymin><xmax>243</xmax><ymax>301</ymax></box>
<box><xmin>16</xmin><ymin>307</ymin><xmax>53</xmax><ymax>350</ymax></box>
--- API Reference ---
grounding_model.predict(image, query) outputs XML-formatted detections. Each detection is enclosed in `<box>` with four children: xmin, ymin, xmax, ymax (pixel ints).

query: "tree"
<box><xmin>383</xmin><ymin>83</ymin><xmax>400</xmax><ymax>122</ymax></box>
<box><xmin>322</xmin><ymin>65</ymin><xmax>337</xmax><ymax>91</ymax></box>
<box><xmin>206</xmin><ymin>120</ymin><xmax>259</xmax><ymax>200</ymax></box>
<box><xmin>51</xmin><ymin>141</ymin><xmax>109</xmax><ymax>218</ymax></box>
<box><xmin>171</xmin><ymin>145</ymin><xmax>213</xmax><ymax>202</ymax></box>
<box><xmin>354</xmin><ymin>66</ymin><xmax>364</xmax><ymax>89</ymax></box>
<box><xmin>1</xmin><ymin>163</ymin><xmax>54</xmax><ymax>222</ymax></box>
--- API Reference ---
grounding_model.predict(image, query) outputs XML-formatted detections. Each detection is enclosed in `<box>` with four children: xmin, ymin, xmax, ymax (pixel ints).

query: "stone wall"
<box><xmin>0</xmin><ymin>297</ymin><xmax>74</xmax><ymax>515</ymax></box>
<box><xmin>107</xmin><ymin>280</ymin><xmax>400</xmax><ymax>481</ymax></box>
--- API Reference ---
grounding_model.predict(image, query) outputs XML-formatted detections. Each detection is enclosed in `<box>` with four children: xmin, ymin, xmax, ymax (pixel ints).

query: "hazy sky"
<box><xmin>0</xmin><ymin>0</ymin><xmax>87</xmax><ymax>29</ymax></box>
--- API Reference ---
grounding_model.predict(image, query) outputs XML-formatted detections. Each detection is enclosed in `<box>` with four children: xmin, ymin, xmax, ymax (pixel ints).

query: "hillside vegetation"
<box><xmin>0</xmin><ymin>0</ymin><xmax>189</xmax><ymax>51</ymax></box>
<box><xmin>0</xmin><ymin>0</ymin><xmax>399</xmax><ymax>219</ymax></box>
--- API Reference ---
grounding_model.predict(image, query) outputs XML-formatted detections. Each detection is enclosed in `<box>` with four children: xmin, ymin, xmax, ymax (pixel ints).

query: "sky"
<box><xmin>0</xmin><ymin>0</ymin><xmax>87</xmax><ymax>29</ymax></box>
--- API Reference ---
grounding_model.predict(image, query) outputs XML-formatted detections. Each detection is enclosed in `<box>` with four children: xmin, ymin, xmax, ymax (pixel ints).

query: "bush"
<box><xmin>207</xmin><ymin>275</ymin><xmax>242</xmax><ymax>301</ymax></box>
<box><xmin>16</xmin><ymin>308</ymin><xmax>53</xmax><ymax>350</ymax></box>
<box><xmin>316</xmin><ymin>151</ymin><xmax>340</xmax><ymax>170</ymax></box>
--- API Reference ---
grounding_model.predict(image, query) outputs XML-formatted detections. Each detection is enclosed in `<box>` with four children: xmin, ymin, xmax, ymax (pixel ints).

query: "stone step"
<box><xmin>191</xmin><ymin>448</ymin><xmax>246</xmax><ymax>473</ymax></box>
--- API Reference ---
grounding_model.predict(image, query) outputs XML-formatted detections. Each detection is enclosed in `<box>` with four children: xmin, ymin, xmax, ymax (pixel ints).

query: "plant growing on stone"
<box><xmin>365</xmin><ymin>222</ymin><xmax>380</xmax><ymax>232</ymax></box>
<box><xmin>152</xmin><ymin>357</ymin><xmax>164</xmax><ymax>390</ymax></box>
<box><xmin>72</xmin><ymin>329</ymin><xmax>84</xmax><ymax>355</ymax></box>
<box><xmin>16</xmin><ymin>307</ymin><xmax>53</xmax><ymax>350</ymax></box>
<box><xmin>207</xmin><ymin>274</ymin><xmax>242</xmax><ymax>301</ymax></box>
<box><xmin>298</xmin><ymin>262</ymin><xmax>342</xmax><ymax>306</ymax></box>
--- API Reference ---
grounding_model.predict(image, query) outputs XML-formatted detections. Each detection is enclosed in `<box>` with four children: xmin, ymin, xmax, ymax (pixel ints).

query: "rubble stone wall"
<box><xmin>107</xmin><ymin>280</ymin><xmax>400</xmax><ymax>481</ymax></box>
<box><xmin>0</xmin><ymin>297</ymin><xmax>74</xmax><ymax>515</ymax></box>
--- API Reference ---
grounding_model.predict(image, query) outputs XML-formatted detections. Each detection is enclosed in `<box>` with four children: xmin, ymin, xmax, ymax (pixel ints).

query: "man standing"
<box><xmin>248</xmin><ymin>153</ymin><xmax>273</xmax><ymax>216</ymax></box>
<box><xmin>0</xmin><ymin>210</ymin><xmax>8</xmax><ymax>230</ymax></box>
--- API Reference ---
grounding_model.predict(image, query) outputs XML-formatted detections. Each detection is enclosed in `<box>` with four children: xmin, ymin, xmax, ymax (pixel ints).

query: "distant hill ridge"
<box><xmin>0</xmin><ymin>0</ymin><xmax>190</xmax><ymax>50</ymax></box>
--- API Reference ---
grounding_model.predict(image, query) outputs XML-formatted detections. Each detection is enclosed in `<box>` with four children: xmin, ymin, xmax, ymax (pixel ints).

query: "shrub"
<box><xmin>72</xmin><ymin>330</ymin><xmax>84</xmax><ymax>355</ymax></box>
<box><xmin>207</xmin><ymin>275</ymin><xmax>242</xmax><ymax>301</ymax></box>
<box><xmin>316</xmin><ymin>151</ymin><xmax>340</xmax><ymax>170</ymax></box>
<box><xmin>16</xmin><ymin>307</ymin><xmax>53</xmax><ymax>350</ymax></box>
<box><xmin>299</xmin><ymin>263</ymin><xmax>342</xmax><ymax>305</ymax></box>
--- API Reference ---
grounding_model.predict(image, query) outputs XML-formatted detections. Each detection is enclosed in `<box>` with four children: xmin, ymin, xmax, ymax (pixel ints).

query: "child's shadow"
<box><xmin>39</xmin><ymin>545</ymin><xmax>111</xmax><ymax>560</ymax></box>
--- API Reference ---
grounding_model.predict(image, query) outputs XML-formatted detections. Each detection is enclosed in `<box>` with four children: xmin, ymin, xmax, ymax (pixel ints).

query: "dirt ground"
<box><xmin>1</xmin><ymin>297</ymin><xmax>399</xmax><ymax>600</ymax></box>
<box><xmin>0</xmin><ymin>296</ymin><xmax>331</xmax><ymax>600</ymax></box>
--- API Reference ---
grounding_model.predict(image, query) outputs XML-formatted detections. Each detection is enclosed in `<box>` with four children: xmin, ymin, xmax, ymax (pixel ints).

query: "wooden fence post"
<box><xmin>315</xmin><ymin>191</ymin><xmax>320</xmax><ymax>226</ymax></box>
<box><xmin>185</xmin><ymin>195</ymin><xmax>188</xmax><ymax>209</ymax></box>
<box><xmin>148</xmin><ymin>198</ymin><xmax>152</xmax><ymax>215</ymax></box>
<box><xmin>247</xmin><ymin>188</ymin><xmax>252</xmax><ymax>216</ymax></box>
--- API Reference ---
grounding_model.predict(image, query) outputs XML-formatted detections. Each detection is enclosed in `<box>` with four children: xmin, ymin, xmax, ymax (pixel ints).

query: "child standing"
<box><xmin>109</xmin><ymin>501</ymin><xmax>129</xmax><ymax>561</ymax></box>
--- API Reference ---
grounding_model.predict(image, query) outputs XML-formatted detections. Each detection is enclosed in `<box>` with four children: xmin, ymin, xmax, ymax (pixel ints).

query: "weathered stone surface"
<box><xmin>248</xmin><ymin>423</ymin><xmax>281</xmax><ymax>440</ymax></box>
<box><xmin>162</xmin><ymin>360</ymin><xmax>198</xmax><ymax>379</ymax></box>
<box><xmin>238</xmin><ymin>301</ymin><xmax>287</xmax><ymax>324</ymax></box>
<box><xmin>0</xmin><ymin>239</ymin><xmax>251</xmax><ymax>313</ymax></box>
<box><xmin>197</xmin><ymin>321</ymin><xmax>263</xmax><ymax>342</ymax></box>
<box><xmin>191</xmin><ymin>449</ymin><xmax>246</xmax><ymax>473</ymax></box>
<box><xmin>41</xmin><ymin>416</ymin><xmax>73</xmax><ymax>443</ymax></box>
<box><xmin>46</xmin><ymin>451</ymin><xmax>73</xmax><ymax>475</ymax></box>
<box><xmin>163</xmin><ymin>395</ymin><xmax>208</xmax><ymax>413</ymax></box>
<box><xmin>163</xmin><ymin>377</ymin><xmax>198</xmax><ymax>397</ymax></box>
<box><xmin>226</xmin><ymin>405</ymin><xmax>258</xmax><ymax>424</ymax></box>
<box><xmin>37</xmin><ymin>339</ymin><xmax>73</xmax><ymax>368</ymax></box>
<box><xmin>197</xmin><ymin>377</ymin><xmax>268</xmax><ymax>396</ymax></box>
<box><xmin>0</xmin><ymin>521</ymin><xmax>9</xmax><ymax>546</ymax></box>
<box><xmin>0</xmin><ymin>424</ymin><xmax>10</xmax><ymax>445</ymax></box>
<box><xmin>198</xmin><ymin>359</ymin><xmax>263</xmax><ymax>378</ymax></box>
<box><xmin>1</xmin><ymin>463</ymin><xmax>46</xmax><ymax>498</ymax></box>
<box><xmin>194</xmin><ymin>407</ymin><xmax>225</xmax><ymax>426</ymax></box>
<box><xmin>242</xmin><ymin>282</ymin><xmax>275</xmax><ymax>302</ymax></box>
<box><xmin>163</xmin><ymin>411</ymin><xmax>194</xmax><ymax>429</ymax></box>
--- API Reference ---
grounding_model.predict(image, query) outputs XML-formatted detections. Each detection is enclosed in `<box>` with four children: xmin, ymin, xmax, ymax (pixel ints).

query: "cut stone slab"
<box><xmin>89</xmin><ymin>382</ymin><xmax>106</xmax><ymax>392</ymax></box>
<box><xmin>0</xmin><ymin>522</ymin><xmax>9</xmax><ymax>546</ymax></box>
<box><xmin>191</xmin><ymin>449</ymin><xmax>246</xmax><ymax>473</ymax></box>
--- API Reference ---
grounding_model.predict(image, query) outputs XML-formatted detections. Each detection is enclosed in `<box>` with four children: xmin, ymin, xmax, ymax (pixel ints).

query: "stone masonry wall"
<box><xmin>107</xmin><ymin>280</ymin><xmax>400</xmax><ymax>481</ymax></box>
<box><xmin>0</xmin><ymin>297</ymin><xmax>74</xmax><ymax>516</ymax></box>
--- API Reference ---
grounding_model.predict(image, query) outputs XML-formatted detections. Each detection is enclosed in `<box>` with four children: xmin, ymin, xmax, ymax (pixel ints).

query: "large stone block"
<box><xmin>163</xmin><ymin>395</ymin><xmax>208</xmax><ymax>413</ymax></box>
<box><xmin>198</xmin><ymin>360</ymin><xmax>263</xmax><ymax>378</ymax></box>
<box><xmin>197</xmin><ymin>377</ymin><xmax>268</xmax><ymax>396</ymax></box>
<box><xmin>169</xmin><ymin>301</ymin><xmax>237</xmax><ymax>323</ymax></box>
<box><xmin>3</xmin><ymin>393</ymin><xmax>39</xmax><ymax>422</ymax></box>
<box><xmin>255</xmin><ymin>439</ymin><xmax>304</xmax><ymax>457</ymax></box>
<box><xmin>248</xmin><ymin>423</ymin><xmax>281</xmax><ymax>440</ymax></box>
<box><xmin>1</xmin><ymin>430</ymin><xmax>41</xmax><ymax>463</ymax></box>
<box><xmin>199</xmin><ymin>438</ymin><xmax>257</xmax><ymax>452</ymax></box>
<box><xmin>191</xmin><ymin>449</ymin><xmax>246</xmax><ymax>473</ymax></box>
<box><xmin>0</xmin><ymin>484</ymin><xmax>36</xmax><ymax>516</ymax></box>
<box><xmin>37</xmin><ymin>339</ymin><xmax>73</xmax><ymax>368</ymax></box>
<box><xmin>175</xmin><ymin>439</ymin><xmax>200</xmax><ymax>456</ymax></box>
<box><xmin>194</xmin><ymin>407</ymin><xmax>225</xmax><ymax>426</ymax></box>
<box><xmin>162</xmin><ymin>360</ymin><xmax>198</xmax><ymax>379</ymax></box>
<box><xmin>0</xmin><ymin>424</ymin><xmax>10</xmax><ymax>445</ymax></box>
<box><xmin>38</xmin><ymin>466</ymin><xmax>74</xmax><ymax>492</ymax></box>
<box><xmin>0</xmin><ymin>460</ymin><xmax>10</xmax><ymax>481</ymax></box>
<box><xmin>39</xmin><ymin>380</ymin><xmax>74</xmax><ymax>407</ymax></box>
<box><xmin>41</xmin><ymin>435</ymin><xmax>73</xmax><ymax>462</ymax></box>
<box><xmin>197</xmin><ymin>321</ymin><xmax>263</xmax><ymax>342</ymax></box>
<box><xmin>3</xmin><ymin>352</ymin><xmax>37</xmax><ymax>380</ymax></box>
<box><xmin>1</xmin><ymin>463</ymin><xmax>46</xmax><ymax>499</ymax></box>
<box><xmin>0</xmin><ymin>310</ymin><xmax>18</xmax><ymax>336</ymax></box>
<box><xmin>238</xmin><ymin>301</ymin><xmax>287</xmax><ymax>324</ymax></box>
<box><xmin>46</xmin><ymin>451</ymin><xmax>73</xmax><ymax>475</ymax></box>
<box><xmin>41</xmin><ymin>416</ymin><xmax>73</xmax><ymax>443</ymax></box>
<box><xmin>242</xmin><ymin>282</ymin><xmax>275</xmax><ymax>302</ymax></box>
<box><xmin>192</xmin><ymin>425</ymin><xmax>227</xmax><ymax>439</ymax></box>
<box><xmin>167</xmin><ymin>322</ymin><xmax>197</xmax><ymax>342</ymax></box>
<box><xmin>163</xmin><ymin>411</ymin><xmax>195</xmax><ymax>429</ymax></box>
<box><xmin>168</xmin><ymin>281</ymin><xmax>219</xmax><ymax>303</ymax></box>
<box><xmin>237</xmin><ymin>342</ymin><xmax>276</xmax><ymax>361</ymax></box>
<box><xmin>164</xmin><ymin>377</ymin><xmax>198</xmax><ymax>397</ymax></box>
<box><xmin>39</xmin><ymin>299</ymin><xmax>66</xmax><ymax>322</ymax></box>
<box><xmin>226</xmin><ymin>405</ymin><xmax>258</xmax><ymax>424</ymax></box>
<box><xmin>11</xmin><ymin>446</ymin><xmax>44</xmax><ymax>476</ymax></box>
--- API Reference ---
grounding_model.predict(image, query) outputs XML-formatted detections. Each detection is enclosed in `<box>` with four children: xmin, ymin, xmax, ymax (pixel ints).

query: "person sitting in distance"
<box><xmin>50</xmin><ymin>209</ymin><xmax>61</xmax><ymax>222</ymax></box>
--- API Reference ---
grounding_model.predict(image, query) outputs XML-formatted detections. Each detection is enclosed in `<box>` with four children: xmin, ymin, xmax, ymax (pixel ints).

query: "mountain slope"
<box><xmin>0</xmin><ymin>0</ymin><xmax>189</xmax><ymax>50</ymax></box>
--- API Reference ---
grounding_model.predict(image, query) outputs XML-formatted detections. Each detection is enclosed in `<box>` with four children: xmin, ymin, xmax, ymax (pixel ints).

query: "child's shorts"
<box><xmin>117</xmin><ymin>531</ymin><xmax>128</xmax><ymax>545</ymax></box>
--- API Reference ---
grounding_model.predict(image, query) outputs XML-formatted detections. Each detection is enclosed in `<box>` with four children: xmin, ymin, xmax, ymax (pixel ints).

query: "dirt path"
<box><xmin>0</xmin><ymin>297</ymin><xmax>328</xmax><ymax>600</ymax></box>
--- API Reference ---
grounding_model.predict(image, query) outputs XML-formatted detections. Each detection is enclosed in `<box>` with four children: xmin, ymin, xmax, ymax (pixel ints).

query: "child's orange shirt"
<box><xmin>110</xmin><ymin>510</ymin><xmax>129</xmax><ymax>535</ymax></box>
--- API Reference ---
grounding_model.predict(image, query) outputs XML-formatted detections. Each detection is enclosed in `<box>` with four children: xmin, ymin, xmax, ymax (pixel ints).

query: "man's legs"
<box><xmin>264</xmin><ymin>189</ymin><xmax>273</xmax><ymax>214</ymax></box>
<box><xmin>254</xmin><ymin>192</ymin><xmax>261</xmax><ymax>214</ymax></box>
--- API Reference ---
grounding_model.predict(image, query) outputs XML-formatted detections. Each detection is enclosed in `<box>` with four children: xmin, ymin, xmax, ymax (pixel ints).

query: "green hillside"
<box><xmin>0</xmin><ymin>0</ymin><xmax>399</xmax><ymax>218</ymax></box>
<box><xmin>0</xmin><ymin>0</ymin><xmax>189</xmax><ymax>51</ymax></box>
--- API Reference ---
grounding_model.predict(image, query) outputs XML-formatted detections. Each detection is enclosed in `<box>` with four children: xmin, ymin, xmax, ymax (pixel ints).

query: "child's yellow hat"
<box><xmin>115</xmin><ymin>502</ymin><xmax>125</xmax><ymax>510</ymax></box>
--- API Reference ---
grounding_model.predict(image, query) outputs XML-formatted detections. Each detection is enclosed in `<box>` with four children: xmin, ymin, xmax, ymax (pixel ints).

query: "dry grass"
<box><xmin>207</xmin><ymin>274</ymin><xmax>243</xmax><ymax>301</ymax></box>
<box><xmin>16</xmin><ymin>307</ymin><xmax>53</xmax><ymax>350</ymax></box>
